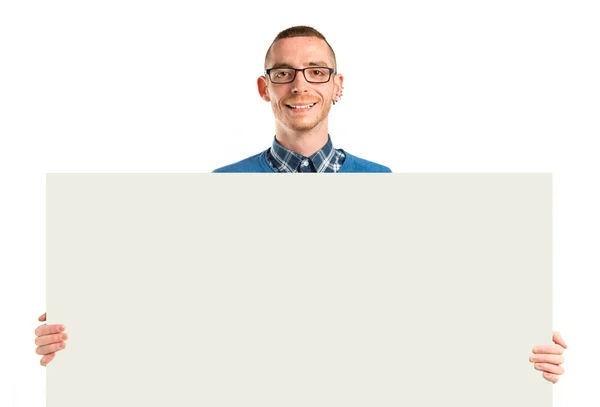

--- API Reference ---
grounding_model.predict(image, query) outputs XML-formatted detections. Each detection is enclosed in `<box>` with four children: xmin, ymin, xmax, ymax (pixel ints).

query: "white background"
<box><xmin>0</xmin><ymin>1</ymin><xmax>598</xmax><ymax>406</ymax></box>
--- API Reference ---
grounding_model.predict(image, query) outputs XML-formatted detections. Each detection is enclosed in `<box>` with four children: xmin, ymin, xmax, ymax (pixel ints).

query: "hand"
<box><xmin>530</xmin><ymin>331</ymin><xmax>567</xmax><ymax>384</ymax></box>
<box><xmin>35</xmin><ymin>313</ymin><xmax>68</xmax><ymax>367</ymax></box>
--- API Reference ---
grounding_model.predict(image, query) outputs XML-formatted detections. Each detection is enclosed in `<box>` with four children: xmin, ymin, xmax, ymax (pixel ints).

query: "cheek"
<box><xmin>321</xmin><ymin>88</ymin><xmax>334</xmax><ymax>101</ymax></box>
<box><xmin>319</xmin><ymin>93</ymin><xmax>332</xmax><ymax>106</ymax></box>
<box><xmin>271</xmin><ymin>97</ymin><xmax>284</xmax><ymax>114</ymax></box>
<box><xmin>269</xmin><ymin>90</ymin><xmax>285</xmax><ymax>107</ymax></box>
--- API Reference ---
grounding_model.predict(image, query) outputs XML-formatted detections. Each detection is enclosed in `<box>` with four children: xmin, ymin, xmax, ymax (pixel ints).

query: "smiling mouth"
<box><xmin>286</xmin><ymin>102</ymin><xmax>317</xmax><ymax>109</ymax></box>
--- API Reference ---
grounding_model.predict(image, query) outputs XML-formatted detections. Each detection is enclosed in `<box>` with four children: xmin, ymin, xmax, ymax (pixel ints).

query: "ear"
<box><xmin>333</xmin><ymin>73</ymin><xmax>344</xmax><ymax>98</ymax></box>
<box><xmin>257</xmin><ymin>75</ymin><xmax>270</xmax><ymax>102</ymax></box>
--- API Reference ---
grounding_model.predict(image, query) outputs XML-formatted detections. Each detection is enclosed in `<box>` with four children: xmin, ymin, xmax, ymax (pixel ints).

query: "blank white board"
<box><xmin>47</xmin><ymin>174</ymin><xmax>552</xmax><ymax>406</ymax></box>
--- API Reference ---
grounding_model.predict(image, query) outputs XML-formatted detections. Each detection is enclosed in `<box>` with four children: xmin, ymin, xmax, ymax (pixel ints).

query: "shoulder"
<box><xmin>212</xmin><ymin>150</ymin><xmax>275</xmax><ymax>173</ymax></box>
<box><xmin>340</xmin><ymin>150</ymin><xmax>392</xmax><ymax>173</ymax></box>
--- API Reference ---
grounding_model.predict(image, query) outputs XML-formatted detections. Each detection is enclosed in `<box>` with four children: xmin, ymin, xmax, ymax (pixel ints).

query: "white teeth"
<box><xmin>289</xmin><ymin>103</ymin><xmax>315</xmax><ymax>109</ymax></box>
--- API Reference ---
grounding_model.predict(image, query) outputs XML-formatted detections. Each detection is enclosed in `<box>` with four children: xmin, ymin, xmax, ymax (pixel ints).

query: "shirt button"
<box><xmin>302</xmin><ymin>160</ymin><xmax>309</xmax><ymax>167</ymax></box>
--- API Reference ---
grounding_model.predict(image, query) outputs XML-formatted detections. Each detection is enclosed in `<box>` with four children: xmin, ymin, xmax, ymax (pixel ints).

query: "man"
<box><xmin>34</xmin><ymin>26</ymin><xmax>568</xmax><ymax>384</ymax></box>
<box><xmin>212</xmin><ymin>26</ymin><xmax>390</xmax><ymax>173</ymax></box>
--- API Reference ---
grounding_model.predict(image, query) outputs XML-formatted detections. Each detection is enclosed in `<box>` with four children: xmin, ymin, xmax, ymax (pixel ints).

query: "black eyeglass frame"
<box><xmin>264</xmin><ymin>67</ymin><xmax>336</xmax><ymax>84</ymax></box>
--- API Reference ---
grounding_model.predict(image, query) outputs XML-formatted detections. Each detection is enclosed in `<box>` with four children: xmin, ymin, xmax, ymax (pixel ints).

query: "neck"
<box><xmin>275</xmin><ymin>121</ymin><xmax>329</xmax><ymax>157</ymax></box>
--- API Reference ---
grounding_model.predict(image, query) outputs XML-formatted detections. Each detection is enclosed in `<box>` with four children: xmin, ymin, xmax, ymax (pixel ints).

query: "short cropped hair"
<box><xmin>264</xmin><ymin>26</ymin><xmax>337</xmax><ymax>70</ymax></box>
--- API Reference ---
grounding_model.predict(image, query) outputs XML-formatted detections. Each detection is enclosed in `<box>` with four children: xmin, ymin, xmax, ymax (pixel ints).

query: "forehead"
<box><xmin>267</xmin><ymin>37</ymin><xmax>335</xmax><ymax>68</ymax></box>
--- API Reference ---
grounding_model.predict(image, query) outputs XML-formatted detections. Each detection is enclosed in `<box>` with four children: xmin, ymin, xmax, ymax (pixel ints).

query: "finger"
<box><xmin>40</xmin><ymin>352</ymin><xmax>56</xmax><ymax>367</ymax></box>
<box><xmin>534</xmin><ymin>362</ymin><xmax>565</xmax><ymax>376</ymax></box>
<box><xmin>34</xmin><ymin>324</ymin><xmax>65</xmax><ymax>337</ymax></box>
<box><xmin>553</xmin><ymin>331</ymin><xmax>568</xmax><ymax>349</ymax></box>
<box><xmin>543</xmin><ymin>372</ymin><xmax>559</xmax><ymax>384</ymax></box>
<box><xmin>529</xmin><ymin>354</ymin><xmax>565</xmax><ymax>365</ymax></box>
<box><xmin>38</xmin><ymin>313</ymin><xmax>47</xmax><ymax>322</ymax></box>
<box><xmin>532</xmin><ymin>344</ymin><xmax>565</xmax><ymax>355</ymax></box>
<box><xmin>35</xmin><ymin>332</ymin><xmax>68</xmax><ymax>347</ymax></box>
<box><xmin>36</xmin><ymin>341</ymin><xmax>66</xmax><ymax>356</ymax></box>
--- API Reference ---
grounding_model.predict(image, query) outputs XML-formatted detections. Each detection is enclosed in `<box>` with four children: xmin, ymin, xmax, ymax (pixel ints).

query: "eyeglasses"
<box><xmin>265</xmin><ymin>67</ymin><xmax>336</xmax><ymax>84</ymax></box>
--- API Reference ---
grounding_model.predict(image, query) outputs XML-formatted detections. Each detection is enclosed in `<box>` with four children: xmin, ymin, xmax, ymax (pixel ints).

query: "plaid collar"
<box><xmin>266</xmin><ymin>135</ymin><xmax>346</xmax><ymax>173</ymax></box>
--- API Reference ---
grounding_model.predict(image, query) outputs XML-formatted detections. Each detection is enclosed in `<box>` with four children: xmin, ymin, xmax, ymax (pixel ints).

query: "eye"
<box><xmin>312</xmin><ymin>69</ymin><xmax>325</xmax><ymax>76</ymax></box>
<box><xmin>274</xmin><ymin>70</ymin><xmax>290</xmax><ymax>78</ymax></box>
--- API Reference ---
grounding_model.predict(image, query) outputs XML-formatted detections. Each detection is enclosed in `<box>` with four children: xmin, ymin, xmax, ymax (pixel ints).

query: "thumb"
<box><xmin>38</xmin><ymin>312</ymin><xmax>47</xmax><ymax>322</ymax></box>
<box><xmin>553</xmin><ymin>331</ymin><xmax>568</xmax><ymax>349</ymax></box>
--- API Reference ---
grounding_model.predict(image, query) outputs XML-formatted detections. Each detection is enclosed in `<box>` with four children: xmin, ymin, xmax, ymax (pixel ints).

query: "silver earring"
<box><xmin>333</xmin><ymin>86</ymin><xmax>344</xmax><ymax>105</ymax></box>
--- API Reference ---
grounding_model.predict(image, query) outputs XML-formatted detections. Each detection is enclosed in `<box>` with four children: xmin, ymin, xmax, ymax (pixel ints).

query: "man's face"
<box><xmin>258</xmin><ymin>36</ymin><xmax>343</xmax><ymax>134</ymax></box>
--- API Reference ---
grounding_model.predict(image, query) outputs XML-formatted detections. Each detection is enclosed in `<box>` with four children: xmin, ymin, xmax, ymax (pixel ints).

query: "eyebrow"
<box><xmin>270</xmin><ymin>61</ymin><xmax>332</xmax><ymax>69</ymax></box>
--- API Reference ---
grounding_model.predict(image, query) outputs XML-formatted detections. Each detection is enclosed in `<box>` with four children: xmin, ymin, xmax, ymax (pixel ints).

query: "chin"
<box><xmin>287</xmin><ymin>120</ymin><xmax>321</xmax><ymax>132</ymax></box>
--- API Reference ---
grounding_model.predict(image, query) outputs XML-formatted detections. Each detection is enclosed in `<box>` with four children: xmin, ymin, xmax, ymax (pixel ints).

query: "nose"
<box><xmin>291</xmin><ymin>70</ymin><xmax>309</xmax><ymax>94</ymax></box>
